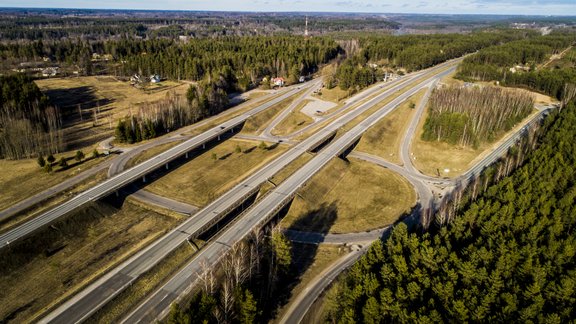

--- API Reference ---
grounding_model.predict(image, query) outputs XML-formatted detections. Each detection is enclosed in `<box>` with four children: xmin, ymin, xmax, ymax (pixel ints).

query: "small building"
<box><xmin>272</xmin><ymin>77</ymin><xmax>285</xmax><ymax>87</ymax></box>
<box><xmin>42</xmin><ymin>67</ymin><xmax>59</xmax><ymax>77</ymax></box>
<box><xmin>150</xmin><ymin>74</ymin><xmax>161</xmax><ymax>83</ymax></box>
<box><xmin>509</xmin><ymin>65</ymin><xmax>530</xmax><ymax>74</ymax></box>
<box><xmin>130</xmin><ymin>74</ymin><xmax>142</xmax><ymax>84</ymax></box>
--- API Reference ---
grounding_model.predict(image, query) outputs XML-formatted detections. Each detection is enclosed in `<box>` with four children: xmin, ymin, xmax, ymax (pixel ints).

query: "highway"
<box><xmin>0</xmin><ymin>86</ymin><xmax>286</xmax><ymax>224</ymax></box>
<box><xmin>0</xmin><ymin>85</ymin><xmax>308</xmax><ymax>249</ymax></box>
<box><xmin>273</xmin><ymin>88</ymin><xmax>556</xmax><ymax>324</ymax></box>
<box><xmin>40</xmin><ymin>59</ymin><xmax>460</xmax><ymax>324</ymax></box>
<box><xmin>120</xmin><ymin>64</ymin><xmax>457</xmax><ymax>323</ymax></box>
<box><xmin>0</xmin><ymin>157</ymin><xmax>114</xmax><ymax>222</ymax></box>
<box><xmin>400</xmin><ymin>79</ymin><xmax>437</xmax><ymax>175</ymax></box>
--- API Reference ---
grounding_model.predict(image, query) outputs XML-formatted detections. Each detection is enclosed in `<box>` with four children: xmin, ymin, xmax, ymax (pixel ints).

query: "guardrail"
<box><xmin>189</xmin><ymin>184</ymin><xmax>261</xmax><ymax>240</ymax></box>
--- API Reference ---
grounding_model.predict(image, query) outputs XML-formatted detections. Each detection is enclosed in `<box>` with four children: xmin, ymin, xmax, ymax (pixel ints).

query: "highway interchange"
<box><xmin>118</xmin><ymin>63</ymin><xmax>460</xmax><ymax>322</ymax></box>
<box><xmin>0</xmin><ymin>55</ymin><xmax>553</xmax><ymax>324</ymax></box>
<box><xmin>0</xmin><ymin>84</ymin><xmax>308</xmax><ymax>249</ymax></box>
<box><xmin>36</xmin><ymin>58</ymin><xmax>457</xmax><ymax>323</ymax></box>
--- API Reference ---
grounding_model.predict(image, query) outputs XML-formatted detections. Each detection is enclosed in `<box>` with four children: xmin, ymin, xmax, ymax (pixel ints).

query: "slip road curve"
<box><xmin>0</xmin><ymin>85</ymin><xmax>307</xmax><ymax>250</ymax></box>
<box><xmin>0</xmin><ymin>84</ymin><xmax>288</xmax><ymax>225</ymax></box>
<box><xmin>39</xmin><ymin>58</ymin><xmax>460</xmax><ymax>324</ymax></box>
<box><xmin>119</xmin><ymin>63</ymin><xmax>458</xmax><ymax>323</ymax></box>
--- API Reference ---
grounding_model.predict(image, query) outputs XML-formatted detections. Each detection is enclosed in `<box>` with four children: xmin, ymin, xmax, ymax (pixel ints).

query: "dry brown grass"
<box><xmin>271</xmin><ymin>106</ymin><xmax>314</xmax><ymax>136</ymax></box>
<box><xmin>241</xmin><ymin>91</ymin><xmax>304</xmax><ymax>134</ymax></box>
<box><xmin>145</xmin><ymin>139</ymin><xmax>288</xmax><ymax>207</ymax></box>
<box><xmin>89</xmin><ymin>241</ymin><xmax>201</xmax><ymax>323</ymax></box>
<box><xmin>36</xmin><ymin>76</ymin><xmax>190</xmax><ymax>151</ymax></box>
<box><xmin>0</xmin><ymin>201</ymin><xmax>181</xmax><ymax>323</ymax></box>
<box><xmin>274</xmin><ymin>244</ymin><xmax>348</xmax><ymax>323</ymax></box>
<box><xmin>0</xmin><ymin>152</ymin><xmax>111</xmax><ymax>211</ymax></box>
<box><xmin>124</xmin><ymin>141</ymin><xmax>183</xmax><ymax>170</ymax></box>
<box><xmin>259</xmin><ymin>153</ymin><xmax>314</xmax><ymax>198</ymax></box>
<box><xmin>313</xmin><ymin>87</ymin><xmax>350</xmax><ymax>103</ymax></box>
<box><xmin>281</xmin><ymin>158</ymin><xmax>416</xmax><ymax>234</ymax></box>
<box><xmin>0</xmin><ymin>169</ymin><xmax>109</xmax><ymax>233</ymax></box>
<box><xmin>355</xmin><ymin>89</ymin><xmax>426</xmax><ymax>164</ymax></box>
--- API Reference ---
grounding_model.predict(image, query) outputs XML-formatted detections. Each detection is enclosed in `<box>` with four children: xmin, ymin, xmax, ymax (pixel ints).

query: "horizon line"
<box><xmin>1</xmin><ymin>7</ymin><xmax>575</xmax><ymax>17</ymax></box>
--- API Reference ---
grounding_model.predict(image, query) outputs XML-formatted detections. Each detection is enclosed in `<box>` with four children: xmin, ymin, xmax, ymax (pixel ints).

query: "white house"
<box><xmin>150</xmin><ymin>74</ymin><xmax>161</xmax><ymax>83</ymax></box>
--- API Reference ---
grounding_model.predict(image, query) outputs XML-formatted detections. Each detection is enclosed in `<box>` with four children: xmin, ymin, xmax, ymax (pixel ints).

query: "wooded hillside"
<box><xmin>327</xmin><ymin>102</ymin><xmax>576</xmax><ymax>323</ymax></box>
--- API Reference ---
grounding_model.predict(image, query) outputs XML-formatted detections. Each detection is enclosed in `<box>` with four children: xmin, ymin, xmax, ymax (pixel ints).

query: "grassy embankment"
<box><xmin>145</xmin><ymin>139</ymin><xmax>288</xmax><ymax>207</ymax></box>
<box><xmin>281</xmin><ymin>158</ymin><xmax>416</xmax><ymax>234</ymax></box>
<box><xmin>241</xmin><ymin>90</ymin><xmax>305</xmax><ymax>134</ymax></box>
<box><xmin>271</xmin><ymin>99</ymin><xmax>315</xmax><ymax>136</ymax></box>
<box><xmin>0</xmin><ymin>201</ymin><xmax>182</xmax><ymax>323</ymax></box>
<box><xmin>354</xmin><ymin>89</ymin><xmax>425</xmax><ymax>165</ymax></box>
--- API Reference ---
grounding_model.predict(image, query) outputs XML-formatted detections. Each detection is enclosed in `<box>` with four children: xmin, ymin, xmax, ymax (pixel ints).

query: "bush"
<box><xmin>75</xmin><ymin>150</ymin><xmax>85</xmax><ymax>162</ymax></box>
<box><xmin>92</xmin><ymin>149</ymin><xmax>100</xmax><ymax>158</ymax></box>
<box><xmin>47</xmin><ymin>154</ymin><xmax>55</xmax><ymax>164</ymax></box>
<box><xmin>58</xmin><ymin>157</ymin><xmax>68</xmax><ymax>168</ymax></box>
<box><xmin>43</xmin><ymin>163</ymin><xmax>53</xmax><ymax>173</ymax></box>
<box><xmin>37</xmin><ymin>155</ymin><xmax>46</xmax><ymax>167</ymax></box>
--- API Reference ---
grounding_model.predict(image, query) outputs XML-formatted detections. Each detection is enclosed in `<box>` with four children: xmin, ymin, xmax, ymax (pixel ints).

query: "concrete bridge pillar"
<box><xmin>165</xmin><ymin>163</ymin><xmax>169</xmax><ymax>170</ymax></box>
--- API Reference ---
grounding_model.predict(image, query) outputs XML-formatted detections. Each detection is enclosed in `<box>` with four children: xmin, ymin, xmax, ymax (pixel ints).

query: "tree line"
<box><xmin>422</xmin><ymin>86</ymin><xmax>534</xmax><ymax>147</ymax></box>
<box><xmin>0</xmin><ymin>75</ymin><xmax>64</xmax><ymax>159</ymax></box>
<box><xmin>325</xmin><ymin>101</ymin><xmax>576</xmax><ymax>323</ymax></box>
<box><xmin>0</xmin><ymin>12</ymin><xmax>399</xmax><ymax>42</ymax></box>
<box><xmin>331</xmin><ymin>29</ymin><xmax>536</xmax><ymax>92</ymax></box>
<box><xmin>456</xmin><ymin>31</ymin><xmax>576</xmax><ymax>99</ymax></box>
<box><xmin>114</xmin><ymin>70</ymin><xmax>233</xmax><ymax>144</ymax></box>
<box><xmin>0</xmin><ymin>36</ymin><xmax>341</xmax><ymax>83</ymax></box>
<box><xmin>166</xmin><ymin>227</ymin><xmax>294</xmax><ymax>323</ymax></box>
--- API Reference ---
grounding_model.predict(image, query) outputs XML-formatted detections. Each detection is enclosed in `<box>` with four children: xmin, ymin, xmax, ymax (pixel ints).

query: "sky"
<box><xmin>0</xmin><ymin>0</ymin><xmax>575</xmax><ymax>16</ymax></box>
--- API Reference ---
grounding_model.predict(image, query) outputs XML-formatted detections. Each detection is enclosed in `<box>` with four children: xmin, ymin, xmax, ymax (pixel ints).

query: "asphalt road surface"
<box><xmin>0</xmin><ymin>85</ymin><xmax>286</xmax><ymax>226</ymax></box>
<box><xmin>0</xmin><ymin>85</ymin><xmax>307</xmax><ymax>250</ymax></box>
<box><xmin>120</xmin><ymin>64</ymin><xmax>458</xmax><ymax>323</ymax></box>
<box><xmin>40</xmin><ymin>59</ymin><xmax>459</xmax><ymax>324</ymax></box>
<box><xmin>279</xmin><ymin>248</ymin><xmax>367</xmax><ymax>324</ymax></box>
<box><xmin>0</xmin><ymin>158</ymin><xmax>114</xmax><ymax>222</ymax></box>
